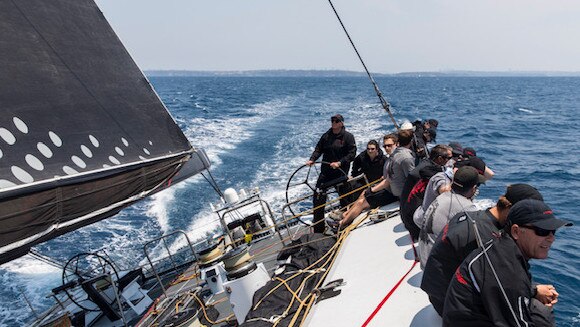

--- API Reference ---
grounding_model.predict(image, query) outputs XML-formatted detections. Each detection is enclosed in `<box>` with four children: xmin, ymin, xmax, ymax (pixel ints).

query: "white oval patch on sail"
<box><xmin>26</xmin><ymin>154</ymin><xmax>44</xmax><ymax>171</ymax></box>
<box><xmin>143</xmin><ymin>148</ymin><xmax>150</xmax><ymax>155</ymax></box>
<box><xmin>13</xmin><ymin>117</ymin><xmax>29</xmax><ymax>133</ymax></box>
<box><xmin>122</xmin><ymin>137</ymin><xmax>129</xmax><ymax>147</ymax></box>
<box><xmin>115</xmin><ymin>147</ymin><xmax>124</xmax><ymax>156</ymax></box>
<box><xmin>0</xmin><ymin>128</ymin><xmax>16</xmax><ymax>145</ymax></box>
<box><xmin>0</xmin><ymin>179</ymin><xmax>17</xmax><ymax>189</ymax></box>
<box><xmin>81</xmin><ymin>145</ymin><xmax>93</xmax><ymax>158</ymax></box>
<box><xmin>12</xmin><ymin>166</ymin><xmax>34</xmax><ymax>183</ymax></box>
<box><xmin>109</xmin><ymin>156</ymin><xmax>120</xmax><ymax>165</ymax></box>
<box><xmin>37</xmin><ymin>142</ymin><xmax>53</xmax><ymax>158</ymax></box>
<box><xmin>71</xmin><ymin>155</ymin><xmax>86</xmax><ymax>169</ymax></box>
<box><xmin>89</xmin><ymin>135</ymin><xmax>99</xmax><ymax>148</ymax></box>
<box><xmin>49</xmin><ymin>131</ymin><xmax>62</xmax><ymax>147</ymax></box>
<box><xmin>0</xmin><ymin>148</ymin><xmax>3</xmax><ymax>158</ymax></box>
<box><xmin>63</xmin><ymin>166</ymin><xmax>78</xmax><ymax>175</ymax></box>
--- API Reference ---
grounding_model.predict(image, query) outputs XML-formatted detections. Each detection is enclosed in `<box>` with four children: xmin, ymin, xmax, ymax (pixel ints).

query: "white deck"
<box><xmin>305</xmin><ymin>203</ymin><xmax>442</xmax><ymax>327</ymax></box>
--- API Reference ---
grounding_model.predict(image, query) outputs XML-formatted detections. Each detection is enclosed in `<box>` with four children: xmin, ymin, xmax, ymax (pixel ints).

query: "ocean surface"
<box><xmin>1</xmin><ymin>76</ymin><xmax>578</xmax><ymax>326</ymax></box>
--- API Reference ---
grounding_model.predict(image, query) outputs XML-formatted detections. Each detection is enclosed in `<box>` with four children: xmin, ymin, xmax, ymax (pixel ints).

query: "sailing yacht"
<box><xmin>1</xmin><ymin>0</ymin><xmax>440</xmax><ymax>326</ymax></box>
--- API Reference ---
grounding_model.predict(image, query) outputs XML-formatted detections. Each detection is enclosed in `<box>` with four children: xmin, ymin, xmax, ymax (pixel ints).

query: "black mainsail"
<box><xmin>0</xmin><ymin>0</ymin><xmax>209</xmax><ymax>264</ymax></box>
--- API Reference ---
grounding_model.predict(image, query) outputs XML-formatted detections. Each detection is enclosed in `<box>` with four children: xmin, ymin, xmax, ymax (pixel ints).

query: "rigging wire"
<box><xmin>421</xmin><ymin>187</ymin><xmax>523</xmax><ymax>325</ymax></box>
<box><xmin>200</xmin><ymin>170</ymin><xmax>223</xmax><ymax>197</ymax></box>
<box><xmin>455</xmin><ymin>201</ymin><xmax>523</xmax><ymax>326</ymax></box>
<box><xmin>463</xmin><ymin>209</ymin><xmax>523</xmax><ymax>326</ymax></box>
<box><xmin>28</xmin><ymin>249</ymin><xmax>66</xmax><ymax>270</ymax></box>
<box><xmin>326</xmin><ymin>0</ymin><xmax>399</xmax><ymax>130</ymax></box>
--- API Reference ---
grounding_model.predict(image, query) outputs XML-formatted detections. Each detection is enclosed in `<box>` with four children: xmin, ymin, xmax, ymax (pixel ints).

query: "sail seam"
<box><xmin>0</xmin><ymin>161</ymin><xmax>184</xmax><ymax>256</ymax></box>
<box><xmin>0</xmin><ymin>155</ymin><xmax>189</xmax><ymax>223</ymax></box>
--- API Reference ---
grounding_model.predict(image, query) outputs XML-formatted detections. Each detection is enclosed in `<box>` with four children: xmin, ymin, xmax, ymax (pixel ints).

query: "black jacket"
<box><xmin>421</xmin><ymin>209</ymin><xmax>502</xmax><ymax>315</ymax></box>
<box><xmin>309</xmin><ymin>127</ymin><xmax>356</xmax><ymax>176</ymax></box>
<box><xmin>443</xmin><ymin>234</ymin><xmax>538</xmax><ymax>327</ymax></box>
<box><xmin>351</xmin><ymin>148</ymin><xmax>386</xmax><ymax>183</ymax></box>
<box><xmin>411</xmin><ymin>123</ymin><xmax>427</xmax><ymax>162</ymax></box>
<box><xmin>399</xmin><ymin>159</ymin><xmax>443</xmax><ymax>240</ymax></box>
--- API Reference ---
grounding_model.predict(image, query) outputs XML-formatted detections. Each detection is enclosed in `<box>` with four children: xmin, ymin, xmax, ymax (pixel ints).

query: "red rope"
<box><xmin>361</xmin><ymin>235</ymin><xmax>419</xmax><ymax>327</ymax></box>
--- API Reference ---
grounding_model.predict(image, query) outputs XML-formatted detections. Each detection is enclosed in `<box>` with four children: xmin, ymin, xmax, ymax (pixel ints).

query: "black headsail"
<box><xmin>0</xmin><ymin>0</ymin><xmax>210</xmax><ymax>264</ymax></box>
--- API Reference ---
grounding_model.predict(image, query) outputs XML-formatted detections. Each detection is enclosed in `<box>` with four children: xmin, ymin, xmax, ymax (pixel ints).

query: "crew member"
<box><xmin>417</xmin><ymin>166</ymin><xmax>485</xmax><ymax>267</ymax></box>
<box><xmin>421</xmin><ymin>184</ymin><xmax>544</xmax><ymax>315</ymax></box>
<box><xmin>306</xmin><ymin>114</ymin><xmax>356</xmax><ymax>233</ymax></box>
<box><xmin>443</xmin><ymin>199</ymin><xmax>572</xmax><ymax>326</ymax></box>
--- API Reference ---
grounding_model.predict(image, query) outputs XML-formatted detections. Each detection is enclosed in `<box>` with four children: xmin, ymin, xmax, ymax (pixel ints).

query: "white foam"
<box><xmin>518</xmin><ymin>108</ymin><xmax>533</xmax><ymax>113</ymax></box>
<box><xmin>0</xmin><ymin>256</ymin><xmax>61</xmax><ymax>326</ymax></box>
<box><xmin>181</xmin><ymin>98</ymin><xmax>293</xmax><ymax>165</ymax></box>
<box><xmin>145</xmin><ymin>185</ymin><xmax>178</xmax><ymax>234</ymax></box>
<box><xmin>251</xmin><ymin>98</ymin><xmax>391</xmax><ymax>218</ymax></box>
<box><xmin>147</xmin><ymin>98</ymin><xmax>298</xmax><ymax>254</ymax></box>
<box><xmin>144</xmin><ymin>123</ymin><xmax>305</xmax><ymax>257</ymax></box>
<box><xmin>473</xmin><ymin>198</ymin><xmax>495</xmax><ymax>210</ymax></box>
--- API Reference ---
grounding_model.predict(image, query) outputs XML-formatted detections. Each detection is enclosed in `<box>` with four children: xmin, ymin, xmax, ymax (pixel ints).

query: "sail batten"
<box><xmin>0</xmin><ymin>0</ymin><xmax>209</xmax><ymax>264</ymax></box>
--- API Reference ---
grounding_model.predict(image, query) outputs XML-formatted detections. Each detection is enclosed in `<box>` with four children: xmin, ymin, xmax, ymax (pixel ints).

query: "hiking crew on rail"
<box><xmin>305</xmin><ymin>115</ymin><xmax>570</xmax><ymax>325</ymax></box>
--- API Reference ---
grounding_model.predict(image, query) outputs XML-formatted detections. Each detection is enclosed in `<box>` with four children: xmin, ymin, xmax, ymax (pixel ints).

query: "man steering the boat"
<box><xmin>306</xmin><ymin>114</ymin><xmax>356</xmax><ymax>233</ymax></box>
<box><xmin>443</xmin><ymin>199</ymin><xmax>572</xmax><ymax>326</ymax></box>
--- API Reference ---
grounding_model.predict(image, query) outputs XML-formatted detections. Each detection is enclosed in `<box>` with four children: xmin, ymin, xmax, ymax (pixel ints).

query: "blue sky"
<box><xmin>96</xmin><ymin>0</ymin><xmax>580</xmax><ymax>73</ymax></box>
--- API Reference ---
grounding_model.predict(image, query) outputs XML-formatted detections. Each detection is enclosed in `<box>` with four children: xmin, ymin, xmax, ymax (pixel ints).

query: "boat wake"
<box><xmin>0</xmin><ymin>257</ymin><xmax>61</xmax><ymax>327</ymax></box>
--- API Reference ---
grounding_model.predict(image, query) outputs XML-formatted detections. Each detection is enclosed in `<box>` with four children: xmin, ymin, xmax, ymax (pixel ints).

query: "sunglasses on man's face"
<box><xmin>331</xmin><ymin>119</ymin><xmax>341</xmax><ymax>123</ymax></box>
<box><xmin>383</xmin><ymin>144</ymin><xmax>394</xmax><ymax>148</ymax></box>
<box><xmin>520</xmin><ymin>225</ymin><xmax>556</xmax><ymax>237</ymax></box>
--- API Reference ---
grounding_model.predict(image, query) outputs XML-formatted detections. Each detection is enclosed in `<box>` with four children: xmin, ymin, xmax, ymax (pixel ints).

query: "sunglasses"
<box><xmin>383</xmin><ymin>144</ymin><xmax>394</xmax><ymax>148</ymax></box>
<box><xmin>367</xmin><ymin>147</ymin><xmax>376</xmax><ymax>151</ymax></box>
<box><xmin>520</xmin><ymin>225</ymin><xmax>556</xmax><ymax>237</ymax></box>
<box><xmin>331</xmin><ymin>119</ymin><xmax>342</xmax><ymax>123</ymax></box>
<box><xmin>440</xmin><ymin>155</ymin><xmax>453</xmax><ymax>160</ymax></box>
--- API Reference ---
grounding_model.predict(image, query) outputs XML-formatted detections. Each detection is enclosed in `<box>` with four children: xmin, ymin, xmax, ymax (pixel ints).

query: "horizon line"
<box><xmin>143</xmin><ymin>69</ymin><xmax>580</xmax><ymax>77</ymax></box>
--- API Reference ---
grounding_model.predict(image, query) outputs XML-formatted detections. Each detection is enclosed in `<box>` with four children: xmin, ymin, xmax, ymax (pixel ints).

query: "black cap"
<box><xmin>427</xmin><ymin>119</ymin><xmax>439</xmax><ymax>129</ymax></box>
<box><xmin>455</xmin><ymin>157</ymin><xmax>487</xmax><ymax>176</ymax></box>
<box><xmin>463</xmin><ymin>147</ymin><xmax>477</xmax><ymax>157</ymax></box>
<box><xmin>331</xmin><ymin>114</ymin><xmax>344</xmax><ymax>122</ymax></box>
<box><xmin>452</xmin><ymin>166</ymin><xmax>486</xmax><ymax>189</ymax></box>
<box><xmin>449</xmin><ymin>142</ymin><xmax>463</xmax><ymax>156</ymax></box>
<box><xmin>508</xmin><ymin>199</ymin><xmax>573</xmax><ymax>230</ymax></box>
<box><xmin>505</xmin><ymin>184</ymin><xmax>543</xmax><ymax>205</ymax></box>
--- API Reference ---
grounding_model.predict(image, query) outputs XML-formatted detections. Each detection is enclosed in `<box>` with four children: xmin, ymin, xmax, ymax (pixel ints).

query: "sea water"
<box><xmin>0</xmin><ymin>76</ymin><xmax>578</xmax><ymax>326</ymax></box>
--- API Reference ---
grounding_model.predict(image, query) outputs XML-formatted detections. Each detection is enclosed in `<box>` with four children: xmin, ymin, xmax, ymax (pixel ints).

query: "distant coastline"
<box><xmin>145</xmin><ymin>69</ymin><xmax>580</xmax><ymax>77</ymax></box>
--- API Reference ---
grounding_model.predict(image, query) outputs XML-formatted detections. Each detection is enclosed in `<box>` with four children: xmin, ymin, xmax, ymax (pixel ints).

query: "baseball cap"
<box><xmin>508</xmin><ymin>199</ymin><xmax>573</xmax><ymax>230</ymax></box>
<box><xmin>449</xmin><ymin>142</ymin><xmax>463</xmax><ymax>156</ymax></box>
<box><xmin>505</xmin><ymin>184</ymin><xmax>543</xmax><ymax>205</ymax></box>
<box><xmin>455</xmin><ymin>156</ymin><xmax>487</xmax><ymax>176</ymax></box>
<box><xmin>331</xmin><ymin>114</ymin><xmax>344</xmax><ymax>122</ymax></box>
<box><xmin>400</xmin><ymin>122</ymin><xmax>415</xmax><ymax>131</ymax></box>
<box><xmin>463</xmin><ymin>147</ymin><xmax>477</xmax><ymax>157</ymax></box>
<box><xmin>427</xmin><ymin>119</ymin><xmax>439</xmax><ymax>129</ymax></box>
<box><xmin>452</xmin><ymin>166</ymin><xmax>486</xmax><ymax>189</ymax></box>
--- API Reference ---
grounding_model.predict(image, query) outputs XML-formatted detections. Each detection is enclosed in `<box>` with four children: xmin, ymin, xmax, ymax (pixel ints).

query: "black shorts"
<box><xmin>365</xmin><ymin>189</ymin><xmax>398</xmax><ymax>208</ymax></box>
